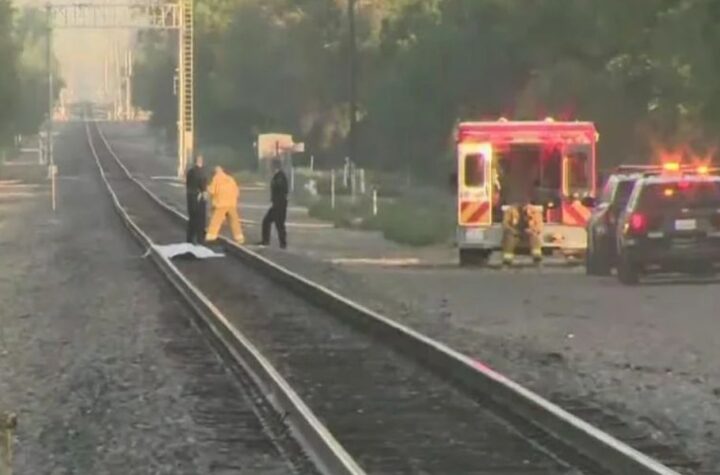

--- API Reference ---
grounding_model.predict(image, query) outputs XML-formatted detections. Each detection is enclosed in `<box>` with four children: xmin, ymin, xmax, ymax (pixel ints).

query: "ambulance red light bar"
<box><xmin>456</xmin><ymin>121</ymin><xmax>597</xmax><ymax>143</ymax></box>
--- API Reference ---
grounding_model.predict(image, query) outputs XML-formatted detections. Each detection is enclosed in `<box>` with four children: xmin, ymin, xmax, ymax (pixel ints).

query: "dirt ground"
<box><xmin>0</xmin><ymin>124</ymin><xmax>295</xmax><ymax>474</ymax></box>
<box><xmin>105</xmin><ymin>122</ymin><xmax>720</xmax><ymax>473</ymax></box>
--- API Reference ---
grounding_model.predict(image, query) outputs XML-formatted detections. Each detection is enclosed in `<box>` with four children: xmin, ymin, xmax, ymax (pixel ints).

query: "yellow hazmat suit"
<box><xmin>205</xmin><ymin>167</ymin><xmax>244</xmax><ymax>244</ymax></box>
<box><xmin>525</xmin><ymin>205</ymin><xmax>543</xmax><ymax>261</ymax></box>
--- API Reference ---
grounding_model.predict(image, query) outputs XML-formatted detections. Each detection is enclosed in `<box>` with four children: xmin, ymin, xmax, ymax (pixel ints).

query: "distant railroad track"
<box><xmin>84</xmin><ymin>119</ymin><xmax>692</xmax><ymax>475</ymax></box>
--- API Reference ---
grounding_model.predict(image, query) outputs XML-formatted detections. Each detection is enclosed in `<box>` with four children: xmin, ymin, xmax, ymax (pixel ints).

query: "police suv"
<box><xmin>615</xmin><ymin>165</ymin><xmax>720</xmax><ymax>284</ymax></box>
<box><xmin>586</xmin><ymin>171</ymin><xmax>644</xmax><ymax>275</ymax></box>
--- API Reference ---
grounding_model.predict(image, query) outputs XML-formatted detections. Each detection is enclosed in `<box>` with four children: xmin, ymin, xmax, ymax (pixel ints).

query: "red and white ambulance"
<box><xmin>455</xmin><ymin>119</ymin><xmax>598</xmax><ymax>265</ymax></box>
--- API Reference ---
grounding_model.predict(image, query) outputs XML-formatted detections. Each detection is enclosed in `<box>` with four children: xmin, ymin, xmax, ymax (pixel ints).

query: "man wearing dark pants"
<box><xmin>261</xmin><ymin>160</ymin><xmax>289</xmax><ymax>248</ymax></box>
<box><xmin>185</xmin><ymin>154</ymin><xmax>207</xmax><ymax>244</ymax></box>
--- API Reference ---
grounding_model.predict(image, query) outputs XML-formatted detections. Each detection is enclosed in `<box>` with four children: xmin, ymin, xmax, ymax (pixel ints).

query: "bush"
<box><xmin>306</xmin><ymin>193</ymin><xmax>454</xmax><ymax>246</ymax></box>
<box><xmin>375</xmin><ymin>199</ymin><xmax>455</xmax><ymax>246</ymax></box>
<box><xmin>315</xmin><ymin>174</ymin><xmax>352</xmax><ymax>196</ymax></box>
<box><xmin>307</xmin><ymin>197</ymin><xmax>377</xmax><ymax>229</ymax></box>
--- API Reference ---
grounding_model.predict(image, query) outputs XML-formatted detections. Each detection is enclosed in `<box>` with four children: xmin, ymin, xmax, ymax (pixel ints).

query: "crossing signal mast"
<box><xmin>46</xmin><ymin>0</ymin><xmax>194</xmax><ymax>178</ymax></box>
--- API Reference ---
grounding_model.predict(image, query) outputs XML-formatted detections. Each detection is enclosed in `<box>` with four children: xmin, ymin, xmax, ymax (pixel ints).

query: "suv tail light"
<box><xmin>627</xmin><ymin>212</ymin><xmax>647</xmax><ymax>234</ymax></box>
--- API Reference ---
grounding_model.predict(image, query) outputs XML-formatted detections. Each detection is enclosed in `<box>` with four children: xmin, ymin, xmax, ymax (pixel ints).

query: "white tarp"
<box><xmin>154</xmin><ymin>243</ymin><xmax>225</xmax><ymax>260</ymax></box>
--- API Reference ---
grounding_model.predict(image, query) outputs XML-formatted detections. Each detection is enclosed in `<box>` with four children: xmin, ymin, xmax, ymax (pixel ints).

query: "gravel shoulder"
<box><xmin>0</xmin><ymin>123</ymin><xmax>294</xmax><ymax>475</ymax></box>
<box><xmin>104</xmin><ymin>122</ymin><xmax>720</xmax><ymax>473</ymax></box>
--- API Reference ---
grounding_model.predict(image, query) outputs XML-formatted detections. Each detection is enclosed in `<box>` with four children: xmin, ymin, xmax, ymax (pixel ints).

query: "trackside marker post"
<box><xmin>331</xmin><ymin>170</ymin><xmax>336</xmax><ymax>209</ymax></box>
<box><xmin>0</xmin><ymin>412</ymin><xmax>16</xmax><ymax>475</ymax></box>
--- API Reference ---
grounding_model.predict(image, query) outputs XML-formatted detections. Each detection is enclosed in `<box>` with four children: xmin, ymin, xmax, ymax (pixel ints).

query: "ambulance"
<box><xmin>454</xmin><ymin>119</ymin><xmax>598</xmax><ymax>265</ymax></box>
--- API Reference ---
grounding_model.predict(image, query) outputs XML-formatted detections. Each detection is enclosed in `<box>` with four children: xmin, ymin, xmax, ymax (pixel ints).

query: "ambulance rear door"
<box><xmin>458</xmin><ymin>142</ymin><xmax>493</xmax><ymax>230</ymax></box>
<box><xmin>561</xmin><ymin>143</ymin><xmax>593</xmax><ymax>226</ymax></box>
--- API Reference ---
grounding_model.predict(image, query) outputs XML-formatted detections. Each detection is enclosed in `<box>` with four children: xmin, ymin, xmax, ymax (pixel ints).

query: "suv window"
<box><xmin>599</xmin><ymin>178</ymin><xmax>617</xmax><ymax>204</ymax></box>
<box><xmin>599</xmin><ymin>177</ymin><xmax>636</xmax><ymax>206</ymax></box>
<box><xmin>636</xmin><ymin>181</ymin><xmax>720</xmax><ymax>210</ymax></box>
<box><xmin>613</xmin><ymin>180</ymin><xmax>636</xmax><ymax>208</ymax></box>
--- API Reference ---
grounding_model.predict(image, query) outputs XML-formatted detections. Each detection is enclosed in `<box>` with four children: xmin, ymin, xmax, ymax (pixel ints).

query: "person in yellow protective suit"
<box><xmin>524</xmin><ymin>204</ymin><xmax>543</xmax><ymax>263</ymax></box>
<box><xmin>501</xmin><ymin>205</ymin><xmax>520</xmax><ymax>265</ymax></box>
<box><xmin>205</xmin><ymin>165</ymin><xmax>245</xmax><ymax>244</ymax></box>
<box><xmin>501</xmin><ymin>203</ymin><xmax>543</xmax><ymax>266</ymax></box>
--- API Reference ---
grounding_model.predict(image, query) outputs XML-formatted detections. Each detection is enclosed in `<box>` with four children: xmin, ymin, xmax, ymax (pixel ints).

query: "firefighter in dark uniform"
<box><xmin>185</xmin><ymin>154</ymin><xmax>207</xmax><ymax>244</ymax></box>
<box><xmin>261</xmin><ymin>159</ymin><xmax>289</xmax><ymax>248</ymax></box>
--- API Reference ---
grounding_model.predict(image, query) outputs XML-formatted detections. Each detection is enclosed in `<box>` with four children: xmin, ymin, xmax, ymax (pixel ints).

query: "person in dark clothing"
<box><xmin>261</xmin><ymin>160</ymin><xmax>289</xmax><ymax>248</ymax></box>
<box><xmin>186</xmin><ymin>154</ymin><xmax>207</xmax><ymax>244</ymax></box>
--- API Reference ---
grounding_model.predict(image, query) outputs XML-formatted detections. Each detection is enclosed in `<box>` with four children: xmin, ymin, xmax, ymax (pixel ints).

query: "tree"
<box><xmin>0</xmin><ymin>0</ymin><xmax>19</xmax><ymax>144</ymax></box>
<box><xmin>133</xmin><ymin>0</ymin><xmax>720</xmax><ymax>177</ymax></box>
<box><xmin>13</xmin><ymin>6</ymin><xmax>63</xmax><ymax>136</ymax></box>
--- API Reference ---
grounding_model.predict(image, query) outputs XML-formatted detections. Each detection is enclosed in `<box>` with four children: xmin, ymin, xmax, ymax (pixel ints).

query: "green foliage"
<box><xmin>133</xmin><ymin>32</ymin><xmax>177</xmax><ymax>139</ymax></box>
<box><xmin>134</xmin><ymin>0</ymin><xmax>720</xmax><ymax>178</ymax></box>
<box><xmin>0</xmin><ymin>0</ymin><xmax>19</xmax><ymax>143</ymax></box>
<box><xmin>13</xmin><ymin>6</ymin><xmax>63</xmax><ymax>136</ymax></box>
<box><xmin>0</xmin><ymin>5</ymin><xmax>63</xmax><ymax>143</ymax></box>
<box><xmin>200</xmin><ymin>144</ymin><xmax>256</xmax><ymax>172</ymax></box>
<box><xmin>307</xmin><ymin>191</ymin><xmax>454</xmax><ymax>246</ymax></box>
<box><xmin>378</xmin><ymin>198</ymin><xmax>454</xmax><ymax>246</ymax></box>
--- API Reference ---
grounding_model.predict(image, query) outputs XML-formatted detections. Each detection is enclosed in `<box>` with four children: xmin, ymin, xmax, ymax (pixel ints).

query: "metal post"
<box><xmin>290</xmin><ymin>163</ymin><xmax>295</xmax><ymax>193</ymax></box>
<box><xmin>176</xmin><ymin>29</ymin><xmax>185</xmax><ymax>177</ymax></box>
<box><xmin>125</xmin><ymin>50</ymin><xmax>133</xmax><ymax>120</ymax></box>
<box><xmin>103</xmin><ymin>54</ymin><xmax>108</xmax><ymax>100</ymax></box>
<box><xmin>177</xmin><ymin>0</ymin><xmax>194</xmax><ymax>178</ymax></box>
<box><xmin>114</xmin><ymin>41</ymin><xmax>120</xmax><ymax>119</ymax></box>
<box><xmin>51</xmin><ymin>166</ymin><xmax>56</xmax><ymax>211</ymax></box>
<box><xmin>46</xmin><ymin>4</ymin><xmax>56</xmax><ymax>211</ymax></box>
<box><xmin>372</xmin><ymin>188</ymin><xmax>378</xmax><ymax>216</ymax></box>
<box><xmin>359</xmin><ymin>168</ymin><xmax>365</xmax><ymax>194</ymax></box>
<box><xmin>0</xmin><ymin>412</ymin><xmax>17</xmax><ymax>475</ymax></box>
<box><xmin>348</xmin><ymin>0</ymin><xmax>357</xmax><ymax>164</ymax></box>
<box><xmin>350</xmin><ymin>164</ymin><xmax>356</xmax><ymax>200</ymax></box>
<box><xmin>310</xmin><ymin>155</ymin><xmax>314</xmax><ymax>172</ymax></box>
<box><xmin>331</xmin><ymin>170</ymin><xmax>336</xmax><ymax>209</ymax></box>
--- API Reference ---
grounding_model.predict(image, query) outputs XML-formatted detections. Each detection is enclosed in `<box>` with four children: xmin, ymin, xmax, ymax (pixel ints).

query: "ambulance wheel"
<box><xmin>459</xmin><ymin>249</ymin><xmax>490</xmax><ymax>267</ymax></box>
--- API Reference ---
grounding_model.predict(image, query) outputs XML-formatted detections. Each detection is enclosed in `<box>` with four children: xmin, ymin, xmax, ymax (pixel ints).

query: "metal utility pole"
<box><xmin>46</xmin><ymin>3</ymin><xmax>56</xmax><ymax>211</ymax></box>
<box><xmin>125</xmin><ymin>50</ymin><xmax>133</xmax><ymax>120</ymax></box>
<box><xmin>177</xmin><ymin>0</ymin><xmax>194</xmax><ymax>177</ymax></box>
<box><xmin>103</xmin><ymin>54</ymin><xmax>108</xmax><ymax>100</ymax></box>
<box><xmin>348</xmin><ymin>0</ymin><xmax>357</xmax><ymax>164</ymax></box>
<box><xmin>45</xmin><ymin>0</ymin><xmax>192</xmax><ymax>175</ymax></box>
<box><xmin>115</xmin><ymin>43</ymin><xmax>121</xmax><ymax>119</ymax></box>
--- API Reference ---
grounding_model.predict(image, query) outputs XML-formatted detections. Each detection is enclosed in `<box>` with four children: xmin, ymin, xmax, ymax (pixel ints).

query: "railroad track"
<box><xmin>85</xmin><ymin>119</ymin><xmax>692</xmax><ymax>475</ymax></box>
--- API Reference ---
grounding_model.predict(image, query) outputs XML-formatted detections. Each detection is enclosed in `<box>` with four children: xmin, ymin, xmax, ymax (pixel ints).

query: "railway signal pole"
<box><xmin>47</xmin><ymin>1</ymin><xmax>193</xmax><ymax>178</ymax></box>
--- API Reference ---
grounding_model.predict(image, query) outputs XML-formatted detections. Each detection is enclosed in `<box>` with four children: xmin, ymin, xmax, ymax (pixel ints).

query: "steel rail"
<box><xmin>85</xmin><ymin>121</ymin><xmax>365</xmax><ymax>475</ymax></box>
<box><xmin>93</xmin><ymin>122</ymin><xmax>681</xmax><ymax>475</ymax></box>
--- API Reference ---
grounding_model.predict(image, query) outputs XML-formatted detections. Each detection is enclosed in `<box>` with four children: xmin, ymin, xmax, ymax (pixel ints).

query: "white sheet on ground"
<box><xmin>154</xmin><ymin>243</ymin><xmax>225</xmax><ymax>259</ymax></box>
